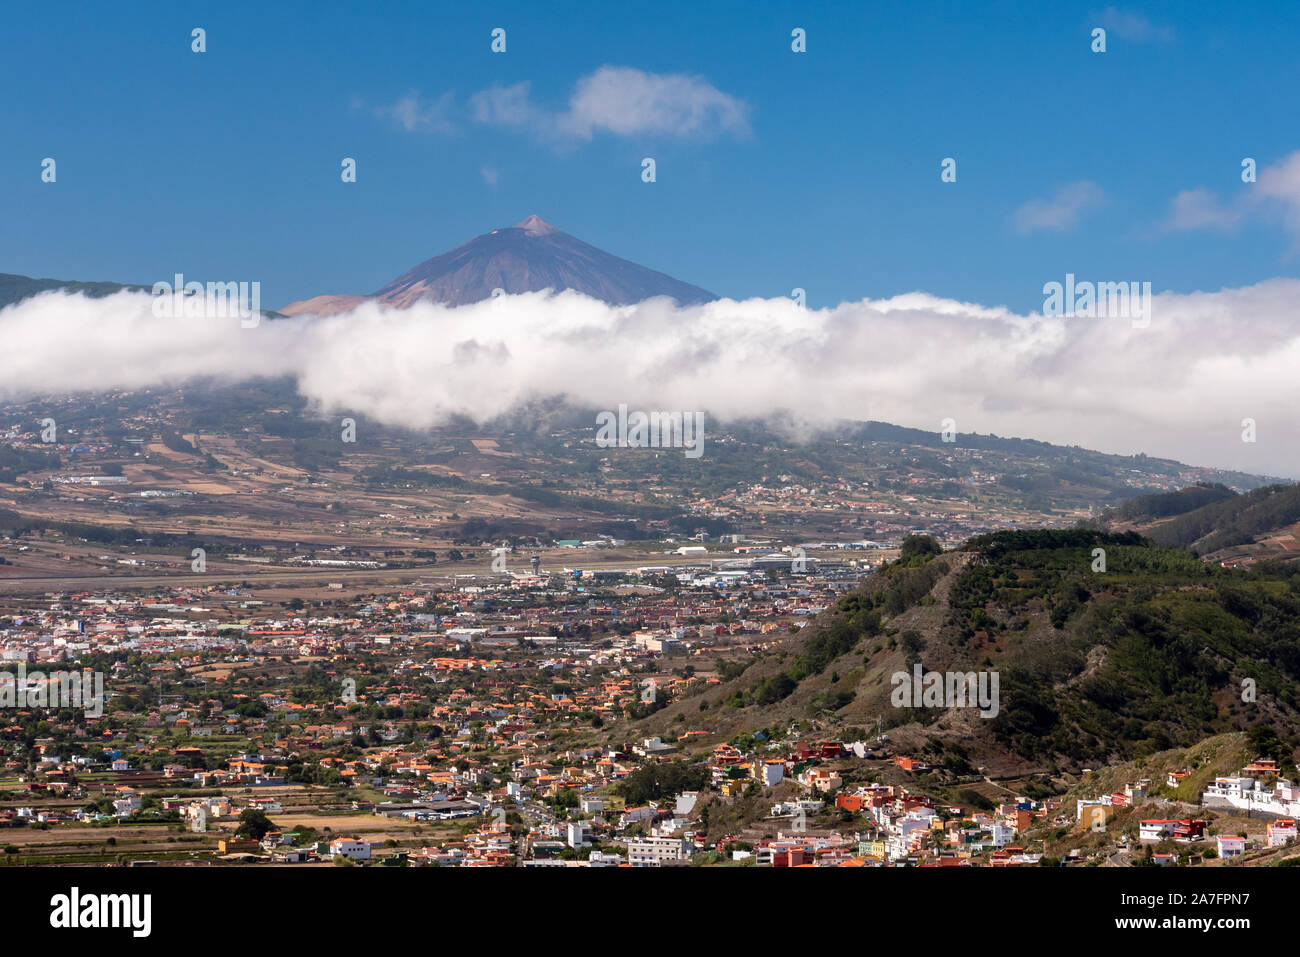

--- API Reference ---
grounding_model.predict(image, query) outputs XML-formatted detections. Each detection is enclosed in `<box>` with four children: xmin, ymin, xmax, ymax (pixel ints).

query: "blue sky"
<box><xmin>4</xmin><ymin>0</ymin><xmax>1299</xmax><ymax>311</ymax></box>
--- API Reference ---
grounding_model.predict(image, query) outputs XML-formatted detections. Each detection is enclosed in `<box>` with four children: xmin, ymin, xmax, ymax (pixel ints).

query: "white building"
<box><xmin>1203</xmin><ymin>776</ymin><xmax>1300</xmax><ymax>818</ymax></box>
<box><xmin>1205</xmin><ymin>776</ymin><xmax>1256</xmax><ymax>800</ymax></box>
<box><xmin>1216</xmin><ymin>835</ymin><xmax>1246</xmax><ymax>859</ymax></box>
<box><xmin>756</xmin><ymin>761</ymin><xmax>785</xmax><ymax>788</ymax></box>
<box><xmin>1139</xmin><ymin>820</ymin><xmax>1178</xmax><ymax>842</ymax></box>
<box><xmin>1267</xmin><ymin>819</ymin><xmax>1297</xmax><ymax>847</ymax></box>
<box><xmin>627</xmin><ymin>836</ymin><xmax>690</xmax><ymax>866</ymax></box>
<box><xmin>567</xmin><ymin>822</ymin><xmax>591</xmax><ymax>848</ymax></box>
<box><xmin>990</xmin><ymin>823</ymin><xmax>1016</xmax><ymax>847</ymax></box>
<box><xmin>329</xmin><ymin>839</ymin><xmax>371</xmax><ymax>860</ymax></box>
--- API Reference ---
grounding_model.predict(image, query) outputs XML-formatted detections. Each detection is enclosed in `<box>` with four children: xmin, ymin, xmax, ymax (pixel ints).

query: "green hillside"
<box><xmin>639</xmin><ymin>530</ymin><xmax>1300</xmax><ymax>775</ymax></box>
<box><xmin>963</xmin><ymin>530</ymin><xmax>1300</xmax><ymax>764</ymax></box>
<box><xmin>1111</xmin><ymin>483</ymin><xmax>1238</xmax><ymax>522</ymax></box>
<box><xmin>1141</xmin><ymin>483</ymin><xmax>1300</xmax><ymax>554</ymax></box>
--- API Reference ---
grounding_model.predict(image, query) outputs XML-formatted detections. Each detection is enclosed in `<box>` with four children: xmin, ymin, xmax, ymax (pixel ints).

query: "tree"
<box><xmin>235</xmin><ymin>808</ymin><xmax>276</xmax><ymax>841</ymax></box>
<box><xmin>1248</xmin><ymin>724</ymin><xmax>1293</xmax><ymax>768</ymax></box>
<box><xmin>899</xmin><ymin>534</ymin><xmax>942</xmax><ymax>565</ymax></box>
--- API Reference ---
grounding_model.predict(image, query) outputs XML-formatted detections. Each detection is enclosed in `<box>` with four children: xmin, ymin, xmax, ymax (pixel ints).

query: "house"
<box><xmin>271</xmin><ymin>847</ymin><xmax>310</xmax><ymax>863</ymax></box>
<box><xmin>710</xmin><ymin>744</ymin><xmax>745</xmax><ymax>767</ymax></box>
<box><xmin>795</xmin><ymin>741</ymin><xmax>844</xmax><ymax>760</ymax></box>
<box><xmin>633</xmin><ymin>737</ymin><xmax>678</xmax><ymax>758</ymax></box>
<box><xmin>1205</xmin><ymin>776</ymin><xmax>1257</xmax><ymax>800</ymax></box>
<box><xmin>800</xmin><ymin>767</ymin><xmax>842</xmax><ymax>793</ymax></box>
<box><xmin>627</xmin><ymin>835</ymin><xmax>690</xmax><ymax>866</ymax></box>
<box><xmin>329</xmin><ymin>838</ymin><xmax>371</xmax><ymax>860</ymax></box>
<box><xmin>1139</xmin><ymin>819</ymin><xmax>1206</xmax><ymax>842</ymax></box>
<box><xmin>990</xmin><ymin>823</ymin><xmax>1016</xmax><ymax>847</ymax></box>
<box><xmin>773</xmin><ymin>847</ymin><xmax>807</xmax><ymax>867</ymax></box>
<box><xmin>759</xmin><ymin>838</ymin><xmax>816</xmax><ymax>867</ymax></box>
<box><xmin>1267</xmin><ymin>818</ymin><xmax>1296</xmax><ymax>847</ymax></box>
<box><xmin>619</xmin><ymin>805</ymin><xmax>657</xmax><ymax>828</ymax></box>
<box><xmin>217</xmin><ymin>838</ymin><xmax>261</xmax><ymax>854</ymax></box>
<box><xmin>567</xmin><ymin>822</ymin><xmax>591</xmax><ymax>848</ymax></box>
<box><xmin>1243</xmin><ymin>758</ymin><xmax>1280</xmax><ymax>776</ymax></box>
<box><xmin>837</xmin><ymin>794</ymin><xmax>864</xmax><ymax>813</ymax></box>
<box><xmin>1170</xmin><ymin>820</ymin><xmax>1207</xmax><ymax>842</ymax></box>
<box><xmin>1078</xmin><ymin>802</ymin><xmax>1116</xmax><ymax>829</ymax></box>
<box><xmin>1139</xmin><ymin>819</ymin><xmax>1177</xmax><ymax>841</ymax></box>
<box><xmin>755</xmin><ymin>760</ymin><xmax>784</xmax><ymax>788</ymax></box>
<box><xmin>1216</xmin><ymin>835</ymin><xmax>1246</xmax><ymax>859</ymax></box>
<box><xmin>259</xmin><ymin>830</ymin><xmax>291</xmax><ymax>850</ymax></box>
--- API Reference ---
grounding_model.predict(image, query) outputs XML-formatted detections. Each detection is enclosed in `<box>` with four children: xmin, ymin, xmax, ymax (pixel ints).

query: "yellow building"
<box><xmin>1078</xmin><ymin>804</ymin><xmax>1115</xmax><ymax>830</ymax></box>
<box><xmin>858</xmin><ymin>840</ymin><xmax>887</xmax><ymax>860</ymax></box>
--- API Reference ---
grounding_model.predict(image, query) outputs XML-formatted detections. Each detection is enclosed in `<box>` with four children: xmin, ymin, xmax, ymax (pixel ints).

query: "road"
<box><xmin>0</xmin><ymin>563</ymin><xmax>446</xmax><ymax>593</ymax></box>
<box><xmin>0</xmin><ymin>553</ymin><xmax>730</xmax><ymax>594</ymax></box>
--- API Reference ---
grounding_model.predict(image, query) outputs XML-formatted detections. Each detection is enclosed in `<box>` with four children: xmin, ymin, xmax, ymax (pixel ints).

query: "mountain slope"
<box><xmin>1098</xmin><ymin>482</ymin><xmax>1300</xmax><ymax>564</ymax></box>
<box><xmin>0</xmin><ymin>272</ymin><xmax>149</xmax><ymax>310</ymax></box>
<box><xmin>637</xmin><ymin>530</ymin><xmax>1300</xmax><ymax>774</ymax></box>
<box><xmin>1110</xmin><ymin>483</ymin><xmax>1239</xmax><ymax>522</ymax></box>
<box><xmin>280</xmin><ymin>215</ymin><xmax>716</xmax><ymax>314</ymax></box>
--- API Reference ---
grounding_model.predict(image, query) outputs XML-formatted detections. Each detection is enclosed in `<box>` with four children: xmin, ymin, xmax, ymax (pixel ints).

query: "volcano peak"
<box><xmin>512</xmin><ymin>214</ymin><xmax>559</xmax><ymax>236</ymax></box>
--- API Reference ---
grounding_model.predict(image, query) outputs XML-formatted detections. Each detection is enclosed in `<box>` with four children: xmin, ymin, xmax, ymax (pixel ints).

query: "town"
<box><xmin>0</xmin><ymin>541</ymin><xmax>1294</xmax><ymax>868</ymax></box>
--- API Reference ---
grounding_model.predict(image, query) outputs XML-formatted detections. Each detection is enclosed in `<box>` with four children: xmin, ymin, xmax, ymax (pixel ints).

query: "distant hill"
<box><xmin>1097</xmin><ymin>482</ymin><xmax>1300</xmax><ymax>563</ymax></box>
<box><xmin>0</xmin><ymin>272</ymin><xmax>150</xmax><ymax>310</ymax></box>
<box><xmin>0</xmin><ymin>272</ymin><xmax>286</xmax><ymax>320</ymax></box>
<box><xmin>1111</xmin><ymin>483</ymin><xmax>1239</xmax><ymax>522</ymax></box>
<box><xmin>280</xmin><ymin>214</ymin><xmax>716</xmax><ymax>314</ymax></box>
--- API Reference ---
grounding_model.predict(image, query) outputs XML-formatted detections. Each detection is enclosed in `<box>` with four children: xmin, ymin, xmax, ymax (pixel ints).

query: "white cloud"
<box><xmin>470</xmin><ymin>66</ymin><xmax>750</xmax><ymax>141</ymax></box>
<box><xmin>1163</xmin><ymin>187</ymin><xmax>1243</xmax><ymax>232</ymax></box>
<box><xmin>1162</xmin><ymin>151</ymin><xmax>1300</xmax><ymax>246</ymax></box>
<box><xmin>469</xmin><ymin>82</ymin><xmax>535</xmax><ymax>129</ymax></box>
<box><xmin>561</xmin><ymin>66</ymin><xmax>750</xmax><ymax>139</ymax></box>
<box><xmin>1013</xmin><ymin>181</ymin><xmax>1107</xmax><ymax>233</ymax></box>
<box><xmin>4</xmin><ymin>281</ymin><xmax>1299</xmax><ymax>477</ymax></box>
<box><xmin>373</xmin><ymin>91</ymin><xmax>456</xmax><ymax>133</ymax></box>
<box><xmin>363</xmin><ymin>67</ymin><xmax>749</xmax><ymax>145</ymax></box>
<box><xmin>1255</xmin><ymin>150</ymin><xmax>1300</xmax><ymax>238</ymax></box>
<box><xmin>1094</xmin><ymin>6</ymin><xmax>1174</xmax><ymax>42</ymax></box>
<box><xmin>480</xmin><ymin>166</ymin><xmax>500</xmax><ymax>187</ymax></box>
